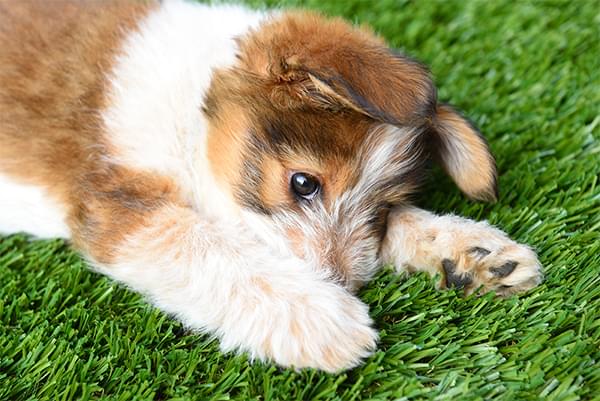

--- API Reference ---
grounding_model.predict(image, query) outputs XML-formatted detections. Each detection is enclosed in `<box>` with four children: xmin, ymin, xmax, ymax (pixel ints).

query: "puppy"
<box><xmin>0</xmin><ymin>0</ymin><xmax>543</xmax><ymax>372</ymax></box>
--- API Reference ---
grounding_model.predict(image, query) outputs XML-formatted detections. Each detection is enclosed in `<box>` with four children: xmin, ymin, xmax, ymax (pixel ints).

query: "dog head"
<box><xmin>204</xmin><ymin>12</ymin><xmax>497</xmax><ymax>289</ymax></box>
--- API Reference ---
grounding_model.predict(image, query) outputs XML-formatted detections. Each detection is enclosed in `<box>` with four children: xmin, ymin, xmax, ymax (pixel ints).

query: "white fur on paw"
<box><xmin>218</xmin><ymin>283</ymin><xmax>377</xmax><ymax>372</ymax></box>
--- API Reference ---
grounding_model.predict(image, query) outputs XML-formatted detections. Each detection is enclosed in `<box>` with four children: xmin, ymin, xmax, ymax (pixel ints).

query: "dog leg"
<box><xmin>84</xmin><ymin>203</ymin><xmax>376</xmax><ymax>372</ymax></box>
<box><xmin>380</xmin><ymin>207</ymin><xmax>543</xmax><ymax>296</ymax></box>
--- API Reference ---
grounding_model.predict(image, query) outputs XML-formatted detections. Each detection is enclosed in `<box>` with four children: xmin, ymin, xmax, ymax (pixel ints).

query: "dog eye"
<box><xmin>290</xmin><ymin>172</ymin><xmax>320</xmax><ymax>200</ymax></box>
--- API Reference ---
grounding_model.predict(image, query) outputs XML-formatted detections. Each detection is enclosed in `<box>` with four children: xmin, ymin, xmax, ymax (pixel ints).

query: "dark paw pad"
<box><xmin>490</xmin><ymin>261</ymin><xmax>518</xmax><ymax>277</ymax></box>
<box><xmin>442</xmin><ymin>259</ymin><xmax>473</xmax><ymax>289</ymax></box>
<box><xmin>468</xmin><ymin>246</ymin><xmax>491</xmax><ymax>259</ymax></box>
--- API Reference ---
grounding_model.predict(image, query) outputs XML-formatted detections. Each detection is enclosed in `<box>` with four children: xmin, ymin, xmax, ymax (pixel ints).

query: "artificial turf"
<box><xmin>1</xmin><ymin>0</ymin><xmax>599</xmax><ymax>400</ymax></box>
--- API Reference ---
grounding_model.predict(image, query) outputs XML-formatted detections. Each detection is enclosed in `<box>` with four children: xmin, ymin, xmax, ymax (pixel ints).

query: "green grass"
<box><xmin>1</xmin><ymin>0</ymin><xmax>599</xmax><ymax>399</ymax></box>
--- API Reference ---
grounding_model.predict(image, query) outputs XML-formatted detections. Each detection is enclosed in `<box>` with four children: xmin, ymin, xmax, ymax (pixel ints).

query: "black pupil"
<box><xmin>292</xmin><ymin>173</ymin><xmax>319</xmax><ymax>198</ymax></box>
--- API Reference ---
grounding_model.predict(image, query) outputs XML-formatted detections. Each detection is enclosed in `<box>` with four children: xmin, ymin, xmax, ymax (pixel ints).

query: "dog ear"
<box><xmin>430</xmin><ymin>104</ymin><xmax>498</xmax><ymax>202</ymax></box>
<box><xmin>305</xmin><ymin>63</ymin><xmax>433</xmax><ymax>126</ymax></box>
<box><xmin>236</xmin><ymin>12</ymin><xmax>436</xmax><ymax>125</ymax></box>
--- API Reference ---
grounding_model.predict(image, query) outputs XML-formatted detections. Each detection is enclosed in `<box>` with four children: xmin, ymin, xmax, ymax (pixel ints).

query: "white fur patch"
<box><xmin>102</xmin><ymin>0</ymin><xmax>264</xmax><ymax>215</ymax></box>
<box><xmin>0</xmin><ymin>174</ymin><xmax>70</xmax><ymax>239</ymax></box>
<box><xmin>101</xmin><ymin>205</ymin><xmax>377</xmax><ymax>372</ymax></box>
<box><xmin>352</xmin><ymin>125</ymin><xmax>421</xmax><ymax>199</ymax></box>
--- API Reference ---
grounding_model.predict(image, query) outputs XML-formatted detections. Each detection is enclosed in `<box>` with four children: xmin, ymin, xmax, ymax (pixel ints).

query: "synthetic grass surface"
<box><xmin>1</xmin><ymin>0</ymin><xmax>599</xmax><ymax>400</ymax></box>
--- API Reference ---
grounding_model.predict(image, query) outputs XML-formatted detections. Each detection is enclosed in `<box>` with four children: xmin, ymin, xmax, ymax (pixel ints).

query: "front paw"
<box><xmin>441</xmin><ymin>230</ymin><xmax>543</xmax><ymax>296</ymax></box>
<box><xmin>221</xmin><ymin>282</ymin><xmax>378</xmax><ymax>372</ymax></box>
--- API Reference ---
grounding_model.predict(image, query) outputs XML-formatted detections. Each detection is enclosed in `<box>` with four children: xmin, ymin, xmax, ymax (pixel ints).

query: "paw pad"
<box><xmin>442</xmin><ymin>259</ymin><xmax>473</xmax><ymax>289</ymax></box>
<box><xmin>468</xmin><ymin>246</ymin><xmax>491</xmax><ymax>259</ymax></box>
<box><xmin>490</xmin><ymin>261</ymin><xmax>518</xmax><ymax>277</ymax></box>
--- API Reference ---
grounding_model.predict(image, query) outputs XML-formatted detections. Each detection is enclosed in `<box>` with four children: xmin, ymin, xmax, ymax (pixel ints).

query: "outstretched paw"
<box><xmin>381</xmin><ymin>208</ymin><xmax>544</xmax><ymax>297</ymax></box>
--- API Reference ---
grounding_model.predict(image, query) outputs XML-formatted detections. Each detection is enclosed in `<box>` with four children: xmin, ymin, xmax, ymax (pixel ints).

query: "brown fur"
<box><xmin>0</xmin><ymin>0</ymin><xmax>176</xmax><ymax>262</ymax></box>
<box><xmin>236</xmin><ymin>12</ymin><xmax>436</xmax><ymax>126</ymax></box>
<box><xmin>206</xmin><ymin>102</ymin><xmax>251</xmax><ymax>205</ymax></box>
<box><xmin>205</xmin><ymin>66</ymin><xmax>379</xmax><ymax>214</ymax></box>
<box><xmin>204</xmin><ymin>69</ymin><xmax>423</xmax><ymax>218</ymax></box>
<box><xmin>204</xmin><ymin>12</ymin><xmax>434</xmax><ymax>216</ymax></box>
<box><xmin>433</xmin><ymin>104</ymin><xmax>498</xmax><ymax>201</ymax></box>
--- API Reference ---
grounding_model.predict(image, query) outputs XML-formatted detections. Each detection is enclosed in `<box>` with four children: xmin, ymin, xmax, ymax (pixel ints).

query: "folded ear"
<box><xmin>431</xmin><ymin>104</ymin><xmax>498</xmax><ymax>202</ymax></box>
<box><xmin>236</xmin><ymin>11</ymin><xmax>436</xmax><ymax>125</ymax></box>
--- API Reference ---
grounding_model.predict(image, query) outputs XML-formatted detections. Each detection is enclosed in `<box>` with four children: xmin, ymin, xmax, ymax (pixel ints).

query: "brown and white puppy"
<box><xmin>0</xmin><ymin>0</ymin><xmax>542</xmax><ymax>372</ymax></box>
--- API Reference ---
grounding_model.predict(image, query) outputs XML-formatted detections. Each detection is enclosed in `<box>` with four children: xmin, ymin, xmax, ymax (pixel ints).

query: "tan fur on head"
<box><xmin>203</xmin><ymin>10</ymin><xmax>440</xmax><ymax>216</ymax></box>
<box><xmin>212</xmin><ymin>11</ymin><xmax>498</xmax><ymax>208</ymax></box>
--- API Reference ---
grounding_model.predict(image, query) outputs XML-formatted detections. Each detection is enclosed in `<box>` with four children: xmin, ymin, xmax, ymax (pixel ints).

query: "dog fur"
<box><xmin>0</xmin><ymin>0</ymin><xmax>542</xmax><ymax>372</ymax></box>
